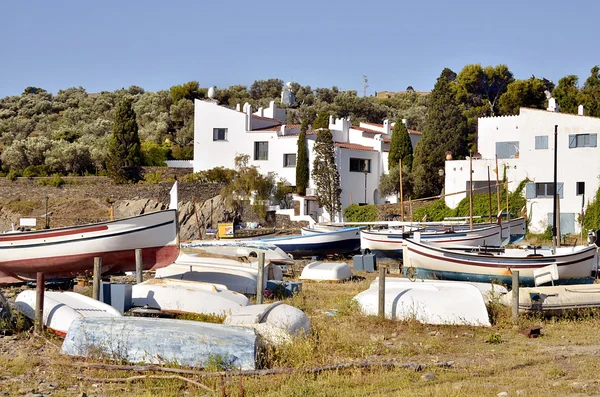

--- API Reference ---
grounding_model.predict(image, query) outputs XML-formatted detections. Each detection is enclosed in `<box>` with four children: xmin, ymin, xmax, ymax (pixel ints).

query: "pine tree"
<box><xmin>312</xmin><ymin>129</ymin><xmax>341</xmax><ymax>218</ymax></box>
<box><xmin>107</xmin><ymin>97</ymin><xmax>142</xmax><ymax>184</ymax></box>
<box><xmin>296</xmin><ymin>129</ymin><xmax>309</xmax><ymax>196</ymax></box>
<box><xmin>412</xmin><ymin>68</ymin><xmax>468</xmax><ymax>198</ymax></box>
<box><xmin>388</xmin><ymin>119</ymin><xmax>413</xmax><ymax>171</ymax></box>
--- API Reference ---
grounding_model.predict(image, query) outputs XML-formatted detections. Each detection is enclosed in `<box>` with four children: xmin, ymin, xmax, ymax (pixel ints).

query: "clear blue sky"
<box><xmin>1</xmin><ymin>0</ymin><xmax>598</xmax><ymax>98</ymax></box>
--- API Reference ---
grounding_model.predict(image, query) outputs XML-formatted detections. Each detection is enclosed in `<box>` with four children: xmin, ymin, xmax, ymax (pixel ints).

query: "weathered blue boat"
<box><xmin>262</xmin><ymin>227</ymin><xmax>362</xmax><ymax>258</ymax></box>
<box><xmin>61</xmin><ymin>317</ymin><xmax>258</xmax><ymax>370</ymax></box>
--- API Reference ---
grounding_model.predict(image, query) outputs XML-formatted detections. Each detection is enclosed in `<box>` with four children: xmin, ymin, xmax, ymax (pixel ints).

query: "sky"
<box><xmin>1</xmin><ymin>0</ymin><xmax>599</xmax><ymax>98</ymax></box>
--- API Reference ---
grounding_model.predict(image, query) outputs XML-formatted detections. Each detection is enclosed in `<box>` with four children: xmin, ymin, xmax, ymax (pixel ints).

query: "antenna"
<box><xmin>362</xmin><ymin>75</ymin><xmax>369</xmax><ymax>97</ymax></box>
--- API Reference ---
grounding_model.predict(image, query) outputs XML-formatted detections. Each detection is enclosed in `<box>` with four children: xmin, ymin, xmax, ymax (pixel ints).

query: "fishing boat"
<box><xmin>353</xmin><ymin>277</ymin><xmax>491</xmax><ymax>326</ymax></box>
<box><xmin>15</xmin><ymin>290</ymin><xmax>122</xmax><ymax>337</ymax></box>
<box><xmin>181</xmin><ymin>240</ymin><xmax>293</xmax><ymax>265</ymax></box>
<box><xmin>131</xmin><ymin>278</ymin><xmax>251</xmax><ymax>316</ymax></box>
<box><xmin>262</xmin><ymin>227</ymin><xmax>362</xmax><ymax>258</ymax></box>
<box><xmin>402</xmin><ymin>237</ymin><xmax>598</xmax><ymax>286</ymax></box>
<box><xmin>0</xmin><ymin>209</ymin><xmax>179</xmax><ymax>285</ymax></box>
<box><xmin>360</xmin><ymin>224</ymin><xmax>502</xmax><ymax>259</ymax></box>
<box><xmin>155</xmin><ymin>254</ymin><xmax>283</xmax><ymax>294</ymax></box>
<box><xmin>61</xmin><ymin>317</ymin><xmax>258</xmax><ymax>370</ymax></box>
<box><xmin>500</xmin><ymin>284</ymin><xmax>600</xmax><ymax>313</ymax></box>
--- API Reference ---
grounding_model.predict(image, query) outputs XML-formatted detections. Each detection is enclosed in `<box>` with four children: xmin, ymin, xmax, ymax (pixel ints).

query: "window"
<box><xmin>254</xmin><ymin>141</ymin><xmax>268</xmax><ymax>160</ymax></box>
<box><xmin>495</xmin><ymin>141</ymin><xmax>519</xmax><ymax>159</ymax></box>
<box><xmin>525</xmin><ymin>182</ymin><xmax>564</xmax><ymax>199</ymax></box>
<box><xmin>569</xmin><ymin>133</ymin><xmax>597</xmax><ymax>148</ymax></box>
<box><xmin>213</xmin><ymin>128</ymin><xmax>227</xmax><ymax>141</ymax></box>
<box><xmin>349</xmin><ymin>158</ymin><xmax>371</xmax><ymax>172</ymax></box>
<box><xmin>535</xmin><ymin>135</ymin><xmax>548</xmax><ymax>150</ymax></box>
<box><xmin>577</xmin><ymin>181</ymin><xmax>585</xmax><ymax>196</ymax></box>
<box><xmin>284</xmin><ymin>153</ymin><xmax>296</xmax><ymax>167</ymax></box>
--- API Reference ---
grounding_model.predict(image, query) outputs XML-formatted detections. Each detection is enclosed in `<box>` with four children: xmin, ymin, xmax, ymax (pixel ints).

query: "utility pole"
<box><xmin>362</xmin><ymin>75</ymin><xmax>369</xmax><ymax>97</ymax></box>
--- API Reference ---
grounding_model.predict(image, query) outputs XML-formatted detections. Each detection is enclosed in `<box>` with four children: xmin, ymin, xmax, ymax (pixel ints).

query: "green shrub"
<box><xmin>36</xmin><ymin>174</ymin><xmax>65</xmax><ymax>187</ymax></box>
<box><xmin>6</xmin><ymin>170</ymin><xmax>20</xmax><ymax>181</ymax></box>
<box><xmin>344</xmin><ymin>204</ymin><xmax>377</xmax><ymax>222</ymax></box>
<box><xmin>22</xmin><ymin>165</ymin><xmax>49</xmax><ymax>178</ymax></box>
<box><xmin>141</xmin><ymin>142</ymin><xmax>171</xmax><ymax>166</ymax></box>
<box><xmin>142</xmin><ymin>171</ymin><xmax>163</xmax><ymax>184</ymax></box>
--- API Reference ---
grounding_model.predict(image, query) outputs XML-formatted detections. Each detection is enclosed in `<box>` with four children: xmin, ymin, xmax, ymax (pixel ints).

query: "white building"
<box><xmin>444</xmin><ymin>103</ymin><xmax>600</xmax><ymax>235</ymax></box>
<box><xmin>192</xmin><ymin>98</ymin><xmax>422</xmax><ymax>223</ymax></box>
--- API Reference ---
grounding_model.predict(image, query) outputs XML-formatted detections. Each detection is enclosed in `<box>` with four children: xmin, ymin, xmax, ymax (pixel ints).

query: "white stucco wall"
<box><xmin>445</xmin><ymin>107</ymin><xmax>600</xmax><ymax>234</ymax></box>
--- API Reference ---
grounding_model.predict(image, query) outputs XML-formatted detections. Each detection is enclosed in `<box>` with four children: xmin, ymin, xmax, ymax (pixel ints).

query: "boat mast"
<box><xmin>552</xmin><ymin>125</ymin><xmax>558</xmax><ymax>254</ymax></box>
<box><xmin>469</xmin><ymin>152</ymin><xmax>473</xmax><ymax>231</ymax></box>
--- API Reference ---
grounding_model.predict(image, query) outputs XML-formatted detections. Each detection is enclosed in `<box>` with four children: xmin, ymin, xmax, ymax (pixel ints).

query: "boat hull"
<box><xmin>0</xmin><ymin>210</ymin><xmax>179</xmax><ymax>285</ymax></box>
<box><xmin>263</xmin><ymin>227</ymin><xmax>361</xmax><ymax>258</ymax></box>
<box><xmin>403</xmin><ymin>239</ymin><xmax>598</xmax><ymax>287</ymax></box>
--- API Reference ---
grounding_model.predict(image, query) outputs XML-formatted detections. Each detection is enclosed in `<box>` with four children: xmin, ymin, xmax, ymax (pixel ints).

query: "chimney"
<box><xmin>578</xmin><ymin>104</ymin><xmax>586</xmax><ymax>116</ymax></box>
<box><xmin>402</xmin><ymin>118</ymin><xmax>408</xmax><ymax>128</ymax></box>
<box><xmin>383</xmin><ymin>119</ymin><xmax>390</xmax><ymax>134</ymax></box>
<box><xmin>547</xmin><ymin>97</ymin><xmax>559</xmax><ymax>112</ymax></box>
<box><xmin>329</xmin><ymin>115</ymin><xmax>334</xmax><ymax>127</ymax></box>
<box><xmin>236</xmin><ymin>103</ymin><xmax>241</xmax><ymax>112</ymax></box>
<box><xmin>245</xmin><ymin>103</ymin><xmax>252</xmax><ymax>131</ymax></box>
<box><xmin>258</xmin><ymin>107</ymin><xmax>264</xmax><ymax>117</ymax></box>
<box><xmin>280</xmin><ymin>124</ymin><xmax>286</xmax><ymax>136</ymax></box>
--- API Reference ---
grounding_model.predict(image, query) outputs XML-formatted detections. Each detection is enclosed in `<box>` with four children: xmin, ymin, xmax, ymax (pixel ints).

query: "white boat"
<box><xmin>299</xmin><ymin>261</ymin><xmax>353</xmax><ymax>282</ymax></box>
<box><xmin>353</xmin><ymin>278</ymin><xmax>491</xmax><ymax>326</ymax></box>
<box><xmin>360</xmin><ymin>224</ymin><xmax>502</xmax><ymax>259</ymax></box>
<box><xmin>181</xmin><ymin>240</ymin><xmax>293</xmax><ymax>265</ymax></box>
<box><xmin>224</xmin><ymin>302</ymin><xmax>310</xmax><ymax>345</ymax></box>
<box><xmin>262</xmin><ymin>227</ymin><xmax>362</xmax><ymax>258</ymax></box>
<box><xmin>131</xmin><ymin>278</ymin><xmax>251</xmax><ymax>316</ymax></box>
<box><xmin>61</xmin><ymin>317</ymin><xmax>258</xmax><ymax>370</ymax></box>
<box><xmin>155</xmin><ymin>254</ymin><xmax>283</xmax><ymax>294</ymax></box>
<box><xmin>0</xmin><ymin>209</ymin><xmax>179</xmax><ymax>285</ymax></box>
<box><xmin>403</xmin><ymin>237</ymin><xmax>598</xmax><ymax>287</ymax></box>
<box><xmin>15</xmin><ymin>290</ymin><xmax>122</xmax><ymax>337</ymax></box>
<box><xmin>500</xmin><ymin>284</ymin><xmax>600</xmax><ymax>313</ymax></box>
<box><xmin>370</xmin><ymin>277</ymin><xmax>508</xmax><ymax>304</ymax></box>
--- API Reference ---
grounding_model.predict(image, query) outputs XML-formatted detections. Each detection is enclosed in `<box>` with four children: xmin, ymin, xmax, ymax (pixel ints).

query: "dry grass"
<box><xmin>3</xmin><ymin>272</ymin><xmax>600</xmax><ymax>396</ymax></box>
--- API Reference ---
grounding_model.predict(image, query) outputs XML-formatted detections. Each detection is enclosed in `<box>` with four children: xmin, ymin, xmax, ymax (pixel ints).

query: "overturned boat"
<box><xmin>262</xmin><ymin>227</ymin><xmax>362</xmax><ymax>258</ymax></box>
<box><xmin>500</xmin><ymin>284</ymin><xmax>600</xmax><ymax>313</ymax></box>
<box><xmin>181</xmin><ymin>240</ymin><xmax>293</xmax><ymax>265</ymax></box>
<box><xmin>299</xmin><ymin>261</ymin><xmax>353</xmax><ymax>282</ymax></box>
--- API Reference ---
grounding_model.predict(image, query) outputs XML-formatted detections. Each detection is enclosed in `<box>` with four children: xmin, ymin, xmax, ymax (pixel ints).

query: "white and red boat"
<box><xmin>0</xmin><ymin>209</ymin><xmax>179</xmax><ymax>285</ymax></box>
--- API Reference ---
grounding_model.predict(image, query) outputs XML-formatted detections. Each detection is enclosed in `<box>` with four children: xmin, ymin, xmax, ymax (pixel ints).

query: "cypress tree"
<box><xmin>296</xmin><ymin>127</ymin><xmax>309</xmax><ymax>196</ymax></box>
<box><xmin>312</xmin><ymin>129</ymin><xmax>341</xmax><ymax>218</ymax></box>
<box><xmin>388</xmin><ymin>119</ymin><xmax>413</xmax><ymax>171</ymax></box>
<box><xmin>107</xmin><ymin>97</ymin><xmax>142</xmax><ymax>184</ymax></box>
<box><xmin>412</xmin><ymin>68</ymin><xmax>468</xmax><ymax>198</ymax></box>
<box><xmin>313</xmin><ymin>113</ymin><xmax>329</xmax><ymax>129</ymax></box>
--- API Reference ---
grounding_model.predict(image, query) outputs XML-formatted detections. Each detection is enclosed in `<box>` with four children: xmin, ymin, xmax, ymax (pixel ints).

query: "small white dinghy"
<box><xmin>155</xmin><ymin>254</ymin><xmax>283</xmax><ymax>294</ymax></box>
<box><xmin>15</xmin><ymin>290</ymin><xmax>122</xmax><ymax>336</ymax></box>
<box><xmin>224</xmin><ymin>302</ymin><xmax>310</xmax><ymax>345</ymax></box>
<box><xmin>299</xmin><ymin>261</ymin><xmax>353</xmax><ymax>282</ymax></box>
<box><xmin>61</xmin><ymin>317</ymin><xmax>258</xmax><ymax>370</ymax></box>
<box><xmin>354</xmin><ymin>278</ymin><xmax>491</xmax><ymax>326</ymax></box>
<box><xmin>500</xmin><ymin>284</ymin><xmax>600</xmax><ymax>313</ymax></box>
<box><xmin>131</xmin><ymin>278</ymin><xmax>251</xmax><ymax>316</ymax></box>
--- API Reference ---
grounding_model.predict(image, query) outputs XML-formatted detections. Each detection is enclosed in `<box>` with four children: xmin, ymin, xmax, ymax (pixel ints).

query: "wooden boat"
<box><xmin>155</xmin><ymin>254</ymin><xmax>283</xmax><ymax>294</ymax></box>
<box><xmin>224</xmin><ymin>302</ymin><xmax>310</xmax><ymax>345</ymax></box>
<box><xmin>353</xmin><ymin>278</ymin><xmax>491</xmax><ymax>326</ymax></box>
<box><xmin>0</xmin><ymin>209</ymin><xmax>179</xmax><ymax>285</ymax></box>
<box><xmin>403</xmin><ymin>237</ymin><xmax>598</xmax><ymax>286</ymax></box>
<box><xmin>61</xmin><ymin>317</ymin><xmax>258</xmax><ymax>370</ymax></box>
<box><xmin>360</xmin><ymin>224</ymin><xmax>502</xmax><ymax>259</ymax></box>
<box><xmin>131</xmin><ymin>278</ymin><xmax>251</xmax><ymax>316</ymax></box>
<box><xmin>500</xmin><ymin>284</ymin><xmax>600</xmax><ymax>313</ymax></box>
<box><xmin>181</xmin><ymin>240</ymin><xmax>293</xmax><ymax>265</ymax></box>
<box><xmin>15</xmin><ymin>290</ymin><xmax>122</xmax><ymax>337</ymax></box>
<box><xmin>262</xmin><ymin>227</ymin><xmax>362</xmax><ymax>258</ymax></box>
<box><xmin>299</xmin><ymin>261</ymin><xmax>353</xmax><ymax>282</ymax></box>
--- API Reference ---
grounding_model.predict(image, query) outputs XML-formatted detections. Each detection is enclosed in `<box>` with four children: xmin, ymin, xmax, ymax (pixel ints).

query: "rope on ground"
<box><xmin>83</xmin><ymin>374</ymin><xmax>214</xmax><ymax>392</ymax></box>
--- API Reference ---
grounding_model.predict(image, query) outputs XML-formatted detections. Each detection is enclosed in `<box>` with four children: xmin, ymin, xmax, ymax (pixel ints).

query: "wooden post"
<box><xmin>487</xmin><ymin>166</ymin><xmax>492</xmax><ymax>224</ymax></box>
<box><xmin>512</xmin><ymin>270</ymin><xmax>519</xmax><ymax>321</ymax></box>
<box><xmin>92</xmin><ymin>257</ymin><xmax>102</xmax><ymax>300</ymax></box>
<box><xmin>495</xmin><ymin>155</ymin><xmax>501</xmax><ymax>219</ymax></box>
<box><xmin>556</xmin><ymin>194</ymin><xmax>561</xmax><ymax>247</ymax></box>
<box><xmin>469</xmin><ymin>154</ymin><xmax>473</xmax><ymax>231</ymax></box>
<box><xmin>256</xmin><ymin>252</ymin><xmax>265</xmax><ymax>304</ymax></box>
<box><xmin>505</xmin><ymin>178</ymin><xmax>510</xmax><ymax>223</ymax></box>
<box><xmin>409</xmin><ymin>197</ymin><xmax>413</xmax><ymax>221</ymax></box>
<box><xmin>34</xmin><ymin>272</ymin><xmax>45</xmax><ymax>334</ymax></box>
<box><xmin>135</xmin><ymin>248</ymin><xmax>143</xmax><ymax>284</ymax></box>
<box><xmin>399</xmin><ymin>159</ymin><xmax>404</xmax><ymax>221</ymax></box>
<box><xmin>378</xmin><ymin>265</ymin><xmax>385</xmax><ymax>319</ymax></box>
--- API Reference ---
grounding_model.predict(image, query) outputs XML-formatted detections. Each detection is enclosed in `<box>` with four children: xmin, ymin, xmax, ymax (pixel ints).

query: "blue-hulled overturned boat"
<box><xmin>262</xmin><ymin>227</ymin><xmax>362</xmax><ymax>258</ymax></box>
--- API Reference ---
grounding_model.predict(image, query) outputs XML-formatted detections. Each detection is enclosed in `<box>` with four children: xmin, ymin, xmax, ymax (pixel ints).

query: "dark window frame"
<box><xmin>349</xmin><ymin>158</ymin><xmax>371</xmax><ymax>173</ymax></box>
<box><xmin>254</xmin><ymin>141</ymin><xmax>269</xmax><ymax>160</ymax></box>
<box><xmin>212</xmin><ymin>128</ymin><xmax>228</xmax><ymax>141</ymax></box>
<box><xmin>283</xmin><ymin>153</ymin><xmax>296</xmax><ymax>167</ymax></box>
